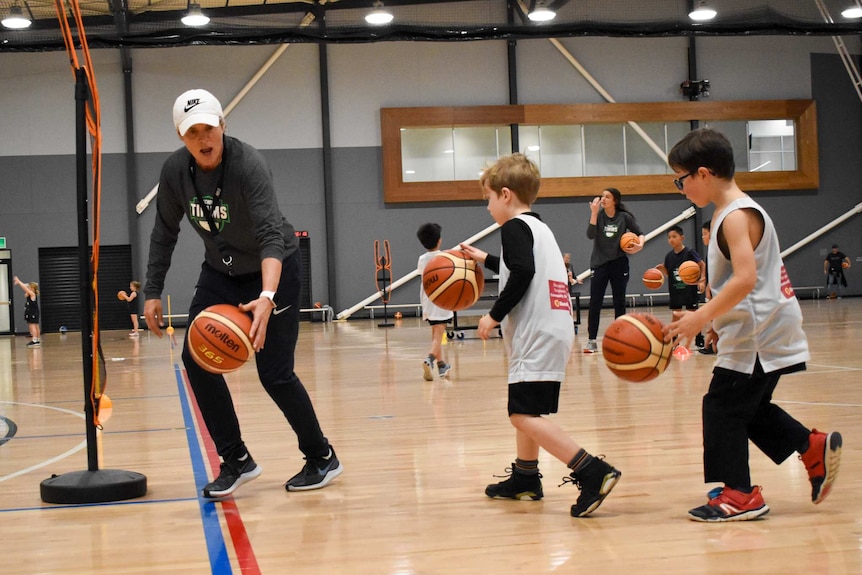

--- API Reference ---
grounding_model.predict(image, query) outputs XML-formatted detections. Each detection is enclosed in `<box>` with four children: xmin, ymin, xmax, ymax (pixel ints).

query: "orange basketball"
<box><xmin>678</xmin><ymin>260</ymin><xmax>701</xmax><ymax>285</ymax></box>
<box><xmin>187</xmin><ymin>304</ymin><xmax>254</xmax><ymax>374</ymax></box>
<box><xmin>117</xmin><ymin>290</ymin><xmax>127</xmax><ymax>300</ymax></box>
<box><xmin>422</xmin><ymin>250</ymin><xmax>485</xmax><ymax>311</ymax></box>
<box><xmin>601</xmin><ymin>313</ymin><xmax>673</xmax><ymax>383</ymax></box>
<box><xmin>620</xmin><ymin>231</ymin><xmax>638</xmax><ymax>250</ymax></box>
<box><xmin>642</xmin><ymin>267</ymin><xmax>664</xmax><ymax>290</ymax></box>
<box><xmin>842</xmin><ymin>261</ymin><xmax>850</xmax><ymax>269</ymax></box>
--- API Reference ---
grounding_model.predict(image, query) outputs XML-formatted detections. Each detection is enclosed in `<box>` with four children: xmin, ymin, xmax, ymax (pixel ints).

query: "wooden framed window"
<box><xmin>381</xmin><ymin>100</ymin><xmax>818</xmax><ymax>203</ymax></box>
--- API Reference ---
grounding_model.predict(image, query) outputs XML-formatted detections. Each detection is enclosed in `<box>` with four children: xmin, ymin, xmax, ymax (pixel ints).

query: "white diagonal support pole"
<box><xmin>336</xmin><ymin>223</ymin><xmax>501</xmax><ymax>320</ymax></box>
<box><xmin>574</xmin><ymin>206</ymin><xmax>697</xmax><ymax>282</ymax></box>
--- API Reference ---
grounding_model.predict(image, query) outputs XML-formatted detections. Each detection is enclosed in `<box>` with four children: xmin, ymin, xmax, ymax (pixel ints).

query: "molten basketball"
<box><xmin>642</xmin><ymin>268</ymin><xmax>664</xmax><ymax>290</ymax></box>
<box><xmin>117</xmin><ymin>290</ymin><xmax>127</xmax><ymax>301</ymax></box>
<box><xmin>187</xmin><ymin>304</ymin><xmax>254</xmax><ymax>374</ymax></box>
<box><xmin>601</xmin><ymin>313</ymin><xmax>673</xmax><ymax>383</ymax></box>
<box><xmin>678</xmin><ymin>260</ymin><xmax>701</xmax><ymax>285</ymax></box>
<box><xmin>620</xmin><ymin>231</ymin><xmax>638</xmax><ymax>250</ymax></box>
<box><xmin>422</xmin><ymin>250</ymin><xmax>485</xmax><ymax>311</ymax></box>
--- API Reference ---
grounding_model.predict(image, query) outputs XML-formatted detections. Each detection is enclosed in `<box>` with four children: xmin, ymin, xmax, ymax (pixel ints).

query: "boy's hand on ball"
<box><xmin>458</xmin><ymin>243</ymin><xmax>486</xmax><ymax>263</ymax></box>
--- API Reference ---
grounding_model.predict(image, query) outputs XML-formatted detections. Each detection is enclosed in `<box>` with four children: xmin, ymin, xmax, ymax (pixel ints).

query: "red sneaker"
<box><xmin>688</xmin><ymin>486</ymin><xmax>770</xmax><ymax>522</ymax></box>
<box><xmin>800</xmin><ymin>429</ymin><xmax>842</xmax><ymax>504</ymax></box>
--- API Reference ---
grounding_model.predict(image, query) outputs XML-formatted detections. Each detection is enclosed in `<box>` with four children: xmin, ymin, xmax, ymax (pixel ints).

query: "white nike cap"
<box><xmin>173</xmin><ymin>89</ymin><xmax>224</xmax><ymax>136</ymax></box>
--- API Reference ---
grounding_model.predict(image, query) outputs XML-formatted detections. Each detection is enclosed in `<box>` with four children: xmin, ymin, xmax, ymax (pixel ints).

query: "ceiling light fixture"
<box><xmin>841</xmin><ymin>3</ymin><xmax>862</xmax><ymax>18</ymax></box>
<box><xmin>689</xmin><ymin>0</ymin><xmax>717</xmax><ymax>22</ymax></box>
<box><xmin>181</xmin><ymin>3</ymin><xmax>210</xmax><ymax>27</ymax></box>
<box><xmin>528</xmin><ymin>7</ymin><xmax>556</xmax><ymax>22</ymax></box>
<box><xmin>365</xmin><ymin>1</ymin><xmax>394</xmax><ymax>25</ymax></box>
<box><xmin>2</xmin><ymin>2</ymin><xmax>32</xmax><ymax>29</ymax></box>
<box><xmin>528</xmin><ymin>8</ymin><xmax>556</xmax><ymax>22</ymax></box>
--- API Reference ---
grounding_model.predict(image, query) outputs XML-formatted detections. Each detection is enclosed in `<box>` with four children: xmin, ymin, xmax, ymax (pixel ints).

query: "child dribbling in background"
<box><xmin>655</xmin><ymin>225</ymin><xmax>705</xmax><ymax>348</ymax></box>
<box><xmin>119</xmin><ymin>281</ymin><xmax>142</xmax><ymax>336</ymax></box>
<box><xmin>416</xmin><ymin>223</ymin><xmax>453</xmax><ymax>381</ymax></box>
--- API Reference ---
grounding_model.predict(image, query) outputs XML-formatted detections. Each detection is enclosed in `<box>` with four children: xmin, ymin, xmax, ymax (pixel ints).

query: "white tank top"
<box><xmin>709</xmin><ymin>196</ymin><xmax>809</xmax><ymax>374</ymax></box>
<box><xmin>499</xmin><ymin>214</ymin><xmax>574</xmax><ymax>383</ymax></box>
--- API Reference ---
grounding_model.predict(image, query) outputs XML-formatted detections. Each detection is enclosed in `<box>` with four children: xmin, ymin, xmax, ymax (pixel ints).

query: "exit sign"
<box><xmin>0</xmin><ymin>237</ymin><xmax>5</xmax><ymax>249</ymax></box>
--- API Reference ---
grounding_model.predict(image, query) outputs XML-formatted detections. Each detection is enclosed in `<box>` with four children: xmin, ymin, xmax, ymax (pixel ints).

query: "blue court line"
<box><xmin>0</xmin><ymin>415</ymin><xmax>17</xmax><ymax>447</ymax></box>
<box><xmin>174</xmin><ymin>363</ymin><xmax>234</xmax><ymax>575</ymax></box>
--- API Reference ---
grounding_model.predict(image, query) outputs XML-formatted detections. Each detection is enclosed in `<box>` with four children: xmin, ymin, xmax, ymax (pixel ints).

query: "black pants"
<box><xmin>182</xmin><ymin>251</ymin><xmax>330</xmax><ymax>462</ymax></box>
<box><xmin>702</xmin><ymin>359</ymin><xmax>809</xmax><ymax>488</ymax></box>
<box><xmin>587</xmin><ymin>256</ymin><xmax>629</xmax><ymax>340</ymax></box>
<box><xmin>825</xmin><ymin>270</ymin><xmax>845</xmax><ymax>296</ymax></box>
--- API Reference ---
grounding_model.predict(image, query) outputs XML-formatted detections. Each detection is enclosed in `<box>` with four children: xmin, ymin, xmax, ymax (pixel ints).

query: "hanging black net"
<box><xmin>1</xmin><ymin>0</ymin><xmax>861</xmax><ymax>53</ymax></box>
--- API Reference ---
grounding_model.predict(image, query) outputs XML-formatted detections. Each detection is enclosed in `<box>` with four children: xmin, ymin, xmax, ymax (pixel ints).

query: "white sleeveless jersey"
<box><xmin>709</xmin><ymin>196</ymin><xmax>809</xmax><ymax>374</ymax></box>
<box><xmin>498</xmin><ymin>214</ymin><xmax>574</xmax><ymax>383</ymax></box>
<box><xmin>418</xmin><ymin>251</ymin><xmax>454</xmax><ymax>321</ymax></box>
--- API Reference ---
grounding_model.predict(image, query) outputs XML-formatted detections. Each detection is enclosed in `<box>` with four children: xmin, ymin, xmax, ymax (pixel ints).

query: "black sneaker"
<box><xmin>565</xmin><ymin>457</ymin><xmax>621</xmax><ymax>517</ymax></box>
<box><xmin>485</xmin><ymin>466</ymin><xmax>543</xmax><ymax>500</ymax></box>
<box><xmin>695</xmin><ymin>333</ymin><xmax>705</xmax><ymax>349</ymax></box>
<box><xmin>285</xmin><ymin>447</ymin><xmax>343</xmax><ymax>491</ymax></box>
<box><xmin>27</xmin><ymin>340</ymin><xmax>41</xmax><ymax>348</ymax></box>
<box><xmin>202</xmin><ymin>454</ymin><xmax>262</xmax><ymax>499</ymax></box>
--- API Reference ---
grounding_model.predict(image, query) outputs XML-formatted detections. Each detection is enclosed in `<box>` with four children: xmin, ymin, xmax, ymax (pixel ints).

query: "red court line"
<box><xmin>183</xmin><ymin>369</ymin><xmax>262</xmax><ymax>575</ymax></box>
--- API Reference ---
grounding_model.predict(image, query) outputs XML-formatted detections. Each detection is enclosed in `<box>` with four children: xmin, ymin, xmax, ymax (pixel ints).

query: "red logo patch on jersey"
<box><xmin>549</xmin><ymin>280</ymin><xmax>572</xmax><ymax>311</ymax></box>
<box><xmin>779</xmin><ymin>265</ymin><xmax>796</xmax><ymax>299</ymax></box>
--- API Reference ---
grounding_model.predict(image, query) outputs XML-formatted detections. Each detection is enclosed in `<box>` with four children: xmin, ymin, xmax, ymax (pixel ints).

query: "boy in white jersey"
<box><xmin>416</xmin><ymin>222</ymin><xmax>453</xmax><ymax>380</ymax></box>
<box><xmin>460</xmin><ymin>154</ymin><xmax>621</xmax><ymax>518</ymax></box>
<box><xmin>665</xmin><ymin>128</ymin><xmax>842</xmax><ymax>522</ymax></box>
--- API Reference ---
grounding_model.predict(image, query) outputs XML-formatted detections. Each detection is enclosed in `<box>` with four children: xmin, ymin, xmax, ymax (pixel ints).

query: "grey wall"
<box><xmin>1</xmin><ymin>35</ymin><xmax>859</xmax><ymax>332</ymax></box>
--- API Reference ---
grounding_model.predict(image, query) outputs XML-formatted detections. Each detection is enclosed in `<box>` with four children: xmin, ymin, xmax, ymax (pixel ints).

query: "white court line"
<box><xmin>806</xmin><ymin>363</ymin><xmax>862</xmax><ymax>372</ymax></box>
<box><xmin>0</xmin><ymin>401</ymin><xmax>87</xmax><ymax>484</ymax></box>
<box><xmin>777</xmin><ymin>400</ymin><xmax>862</xmax><ymax>408</ymax></box>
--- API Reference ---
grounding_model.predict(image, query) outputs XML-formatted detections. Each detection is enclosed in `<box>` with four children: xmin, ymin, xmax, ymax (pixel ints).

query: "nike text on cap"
<box><xmin>173</xmin><ymin>89</ymin><xmax>224</xmax><ymax>136</ymax></box>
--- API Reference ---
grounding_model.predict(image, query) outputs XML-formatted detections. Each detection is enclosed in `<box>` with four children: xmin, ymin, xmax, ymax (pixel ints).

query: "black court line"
<box><xmin>0</xmin><ymin>416</ymin><xmax>18</xmax><ymax>447</ymax></box>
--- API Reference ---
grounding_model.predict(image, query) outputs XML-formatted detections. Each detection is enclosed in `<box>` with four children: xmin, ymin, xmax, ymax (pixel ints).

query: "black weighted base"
<box><xmin>40</xmin><ymin>469</ymin><xmax>147</xmax><ymax>504</ymax></box>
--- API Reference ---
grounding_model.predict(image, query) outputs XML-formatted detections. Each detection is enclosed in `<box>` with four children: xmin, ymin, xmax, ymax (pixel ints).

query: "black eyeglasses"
<box><xmin>673</xmin><ymin>172</ymin><xmax>694</xmax><ymax>191</ymax></box>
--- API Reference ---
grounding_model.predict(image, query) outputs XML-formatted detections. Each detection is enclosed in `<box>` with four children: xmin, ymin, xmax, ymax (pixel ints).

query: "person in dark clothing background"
<box><xmin>583</xmin><ymin>188</ymin><xmax>644</xmax><ymax>353</ymax></box>
<box><xmin>824</xmin><ymin>243</ymin><xmax>850</xmax><ymax>299</ymax></box>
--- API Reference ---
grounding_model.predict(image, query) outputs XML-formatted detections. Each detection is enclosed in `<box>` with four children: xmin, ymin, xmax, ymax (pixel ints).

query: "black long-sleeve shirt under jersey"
<box><xmin>483</xmin><ymin>214</ymin><xmax>538</xmax><ymax>323</ymax></box>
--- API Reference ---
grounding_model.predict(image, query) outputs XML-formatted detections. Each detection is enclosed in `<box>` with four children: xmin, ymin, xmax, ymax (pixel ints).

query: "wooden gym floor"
<box><xmin>1</xmin><ymin>298</ymin><xmax>860</xmax><ymax>574</ymax></box>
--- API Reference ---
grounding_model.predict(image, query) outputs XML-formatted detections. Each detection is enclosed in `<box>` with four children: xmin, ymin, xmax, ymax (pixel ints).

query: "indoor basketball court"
<box><xmin>1</xmin><ymin>299</ymin><xmax>860</xmax><ymax>574</ymax></box>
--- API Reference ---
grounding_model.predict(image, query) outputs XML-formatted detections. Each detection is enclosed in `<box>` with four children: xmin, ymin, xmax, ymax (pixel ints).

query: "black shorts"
<box><xmin>426</xmin><ymin>319</ymin><xmax>450</xmax><ymax>326</ymax></box>
<box><xmin>25</xmin><ymin>307</ymin><xmax>40</xmax><ymax>324</ymax></box>
<box><xmin>669</xmin><ymin>287</ymin><xmax>699</xmax><ymax>311</ymax></box>
<box><xmin>508</xmin><ymin>381</ymin><xmax>561</xmax><ymax>416</ymax></box>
